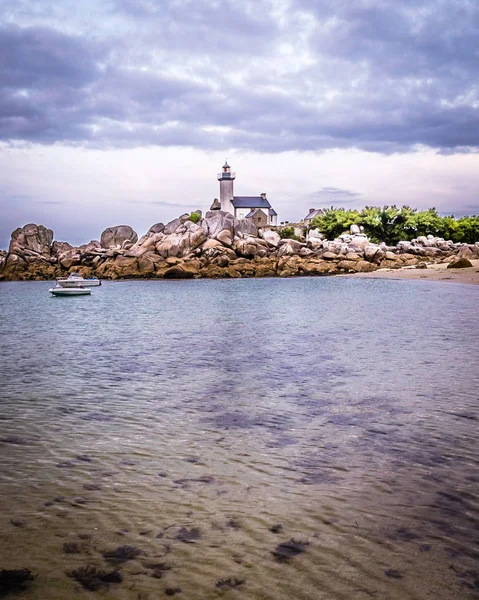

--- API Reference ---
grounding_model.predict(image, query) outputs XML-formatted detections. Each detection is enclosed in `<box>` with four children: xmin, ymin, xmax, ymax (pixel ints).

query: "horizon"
<box><xmin>1</xmin><ymin>0</ymin><xmax>478</xmax><ymax>249</ymax></box>
<box><xmin>2</xmin><ymin>199</ymin><xmax>477</xmax><ymax>252</ymax></box>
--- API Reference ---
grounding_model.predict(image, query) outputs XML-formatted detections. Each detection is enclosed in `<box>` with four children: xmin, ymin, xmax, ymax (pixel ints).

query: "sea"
<box><xmin>0</xmin><ymin>277</ymin><xmax>478</xmax><ymax>599</ymax></box>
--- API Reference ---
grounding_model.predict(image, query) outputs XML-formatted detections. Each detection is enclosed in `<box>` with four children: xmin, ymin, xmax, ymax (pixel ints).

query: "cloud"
<box><xmin>0</xmin><ymin>0</ymin><xmax>478</xmax><ymax>153</ymax></box>
<box><xmin>308</xmin><ymin>187</ymin><xmax>362</xmax><ymax>204</ymax></box>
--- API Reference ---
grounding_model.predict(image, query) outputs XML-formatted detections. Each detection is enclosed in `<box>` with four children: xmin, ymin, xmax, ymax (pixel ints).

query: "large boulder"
<box><xmin>100</xmin><ymin>225</ymin><xmax>138</xmax><ymax>249</ymax></box>
<box><xmin>202</xmin><ymin>210</ymin><xmax>236</xmax><ymax>238</ymax></box>
<box><xmin>9</xmin><ymin>223</ymin><xmax>54</xmax><ymax>257</ymax></box>
<box><xmin>261</xmin><ymin>229</ymin><xmax>281</xmax><ymax>247</ymax></box>
<box><xmin>155</xmin><ymin>221</ymin><xmax>207</xmax><ymax>258</ymax></box>
<box><xmin>164</xmin><ymin>214</ymin><xmax>189</xmax><ymax>235</ymax></box>
<box><xmin>277</xmin><ymin>239</ymin><xmax>306</xmax><ymax>257</ymax></box>
<box><xmin>447</xmin><ymin>257</ymin><xmax>473</xmax><ymax>269</ymax></box>
<box><xmin>52</xmin><ymin>241</ymin><xmax>73</xmax><ymax>256</ymax></box>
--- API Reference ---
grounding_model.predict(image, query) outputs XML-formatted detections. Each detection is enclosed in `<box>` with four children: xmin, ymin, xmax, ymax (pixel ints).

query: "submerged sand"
<box><xmin>348</xmin><ymin>259</ymin><xmax>479</xmax><ymax>285</ymax></box>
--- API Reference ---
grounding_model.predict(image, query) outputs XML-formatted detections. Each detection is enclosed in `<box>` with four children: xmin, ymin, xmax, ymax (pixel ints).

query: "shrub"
<box><xmin>188</xmin><ymin>211</ymin><xmax>201</xmax><ymax>224</ymax></box>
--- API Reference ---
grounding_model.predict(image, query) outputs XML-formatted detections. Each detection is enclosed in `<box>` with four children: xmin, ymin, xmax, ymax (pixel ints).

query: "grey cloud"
<box><xmin>0</xmin><ymin>0</ymin><xmax>478</xmax><ymax>153</ymax></box>
<box><xmin>308</xmin><ymin>187</ymin><xmax>362</xmax><ymax>204</ymax></box>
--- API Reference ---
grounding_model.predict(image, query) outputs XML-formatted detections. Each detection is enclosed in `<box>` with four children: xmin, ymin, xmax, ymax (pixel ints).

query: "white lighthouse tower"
<box><xmin>217</xmin><ymin>161</ymin><xmax>235</xmax><ymax>214</ymax></box>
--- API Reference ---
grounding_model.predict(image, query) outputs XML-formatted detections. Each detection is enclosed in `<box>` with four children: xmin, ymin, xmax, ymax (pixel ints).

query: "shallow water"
<box><xmin>0</xmin><ymin>278</ymin><xmax>478</xmax><ymax>599</ymax></box>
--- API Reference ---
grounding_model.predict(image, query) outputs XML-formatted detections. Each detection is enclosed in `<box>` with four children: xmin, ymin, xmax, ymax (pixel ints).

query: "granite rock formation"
<box><xmin>1</xmin><ymin>217</ymin><xmax>478</xmax><ymax>281</ymax></box>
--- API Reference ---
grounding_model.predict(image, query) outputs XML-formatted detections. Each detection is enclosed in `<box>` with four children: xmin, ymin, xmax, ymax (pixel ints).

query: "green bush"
<box><xmin>310</xmin><ymin>206</ymin><xmax>479</xmax><ymax>244</ymax></box>
<box><xmin>279</xmin><ymin>226</ymin><xmax>303</xmax><ymax>241</ymax></box>
<box><xmin>188</xmin><ymin>211</ymin><xmax>201</xmax><ymax>224</ymax></box>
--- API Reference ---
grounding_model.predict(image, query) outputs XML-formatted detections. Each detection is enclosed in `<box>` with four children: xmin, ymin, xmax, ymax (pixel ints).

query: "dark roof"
<box><xmin>269</xmin><ymin>208</ymin><xmax>277</xmax><ymax>216</ymax></box>
<box><xmin>304</xmin><ymin>208</ymin><xmax>324</xmax><ymax>220</ymax></box>
<box><xmin>245</xmin><ymin>208</ymin><xmax>267</xmax><ymax>218</ymax></box>
<box><xmin>232</xmin><ymin>196</ymin><xmax>271</xmax><ymax>209</ymax></box>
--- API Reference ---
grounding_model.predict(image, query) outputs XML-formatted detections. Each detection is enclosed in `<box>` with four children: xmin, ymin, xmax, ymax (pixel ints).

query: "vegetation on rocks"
<box><xmin>278</xmin><ymin>227</ymin><xmax>303</xmax><ymax>242</ymax></box>
<box><xmin>311</xmin><ymin>207</ymin><xmax>479</xmax><ymax>245</ymax></box>
<box><xmin>188</xmin><ymin>211</ymin><xmax>202</xmax><ymax>224</ymax></box>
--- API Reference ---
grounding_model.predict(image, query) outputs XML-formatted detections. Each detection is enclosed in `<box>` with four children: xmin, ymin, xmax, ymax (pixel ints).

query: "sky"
<box><xmin>0</xmin><ymin>0</ymin><xmax>478</xmax><ymax>248</ymax></box>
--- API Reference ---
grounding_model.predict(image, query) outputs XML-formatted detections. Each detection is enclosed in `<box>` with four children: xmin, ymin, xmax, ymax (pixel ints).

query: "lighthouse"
<box><xmin>217</xmin><ymin>161</ymin><xmax>235</xmax><ymax>214</ymax></box>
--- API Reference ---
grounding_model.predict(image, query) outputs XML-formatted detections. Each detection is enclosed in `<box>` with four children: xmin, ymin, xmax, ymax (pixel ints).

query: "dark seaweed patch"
<box><xmin>173</xmin><ymin>475</ymin><xmax>215</xmax><ymax>487</ymax></box>
<box><xmin>387</xmin><ymin>527</ymin><xmax>421</xmax><ymax>542</ymax></box>
<box><xmin>80</xmin><ymin>413</ymin><xmax>113</xmax><ymax>422</ymax></box>
<box><xmin>83</xmin><ymin>483</ymin><xmax>101</xmax><ymax>491</ymax></box>
<box><xmin>103</xmin><ymin>546</ymin><xmax>146</xmax><ymax>562</ymax></box>
<box><xmin>71</xmin><ymin>497</ymin><xmax>89</xmax><ymax>506</ymax></box>
<box><xmin>269</xmin><ymin>524</ymin><xmax>283</xmax><ymax>534</ymax></box>
<box><xmin>75</xmin><ymin>455</ymin><xmax>93</xmax><ymax>462</ymax></box>
<box><xmin>216</xmin><ymin>578</ymin><xmax>245</xmax><ymax>589</ymax></box>
<box><xmin>272</xmin><ymin>539</ymin><xmax>309</xmax><ymax>561</ymax></box>
<box><xmin>384</xmin><ymin>569</ymin><xmax>404</xmax><ymax>579</ymax></box>
<box><xmin>10</xmin><ymin>519</ymin><xmax>27</xmax><ymax>528</ymax></box>
<box><xmin>66</xmin><ymin>565</ymin><xmax>122</xmax><ymax>591</ymax></box>
<box><xmin>143</xmin><ymin>562</ymin><xmax>171</xmax><ymax>572</ymax></box>
<box><xmin>63</xmin><ymin>543</ymin><xmax>81</xmax><ymax>554</ymax></box>
<box><xmin>227</xmin><ymin>519</ymin><xmax>240</xmax><ymax>530</ymax></box>
<box><xmin>164</xmin><ymin>587</ymin><xmax>181</xmax><ymax>596</ymax></box>
<box><xmin>0</xmin><ymin>436</ymin><xmax>29</xmax><ymax>445</ymax></box>
<box><xmin>0</xmin><ymin>569</ymin><xmax>35</xmax><ymax>595</ymax></box>
<box><xmin>175</xmin><ymin>528</ymin><xmax>201</xmax><ymax>543</ymax></box>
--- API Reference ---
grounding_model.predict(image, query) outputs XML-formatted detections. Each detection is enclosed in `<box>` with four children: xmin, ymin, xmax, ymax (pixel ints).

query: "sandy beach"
<box><xmin>348</xmin><ymin>259</ymin><xmax>479</xmax><ymax>285</ymax></box>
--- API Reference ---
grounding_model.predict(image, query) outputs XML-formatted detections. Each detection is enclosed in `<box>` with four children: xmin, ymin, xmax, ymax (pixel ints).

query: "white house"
<box><xmin>213</xmin><ymin>162</ymin><xmax>278</xmax><ymax>226</ymax></box>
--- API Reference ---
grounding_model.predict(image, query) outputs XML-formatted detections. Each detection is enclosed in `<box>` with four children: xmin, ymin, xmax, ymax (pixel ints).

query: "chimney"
<box><xmin>260</xmin><ymin>193</ymin><xmax>267</xmax><ymax>199</ymax></box>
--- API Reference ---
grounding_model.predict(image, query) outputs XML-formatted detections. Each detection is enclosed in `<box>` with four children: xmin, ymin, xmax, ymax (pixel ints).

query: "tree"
<box><xmin>310</xmin><ymin>208</ymin><xmax>360</xmax><ymax>240</ymax></box>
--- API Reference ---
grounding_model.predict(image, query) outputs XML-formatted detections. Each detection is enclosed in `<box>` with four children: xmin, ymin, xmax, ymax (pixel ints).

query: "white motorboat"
<box><xmin>49</xmin><ymin>285</ymin><xmax>91</xmax><ymax>296</ymax></box>
<box><xmin>56</xmin><ymin>273</ymin><xmax>101</xmax><ymax>287</ymax></box>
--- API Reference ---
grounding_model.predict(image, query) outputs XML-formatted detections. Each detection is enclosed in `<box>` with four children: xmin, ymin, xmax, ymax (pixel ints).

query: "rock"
<box><xmin>210</xmin><ymin>198</ymin><xmax>221</xmax><ymax>210</ymax></box>
<box><xmin>354</xmin><ymin>260</ymin><xmax>377</xmax><ymax>272</ymax></box>
<box><xmin>52</xmin><ymin>241</ymin><xmax>73</xmax><ymax>255</ymax></box>
<box><xmin>235</xmin><ymin>218</ymin><xmax>258</xmax><ymax>237</ymax></box>
<box><xmin>447</xmin><ymin>258</ymin><xmax>473</xmax><ymax>269</ymax></box>
<box><xmin>298</xmin><ymin>260</ymin><xmax>331</xmax><ymax>275</ymax></box>
<box><xmin>200</xmin><ymin>239</ymin><xmax>224</xmax><ymax>250</ymax></box>
<box><xmin>163</xmin><ymin>214</ymin><xmax>189</xmax><ymax>234</ymax></box>
<box><xmin>9</xmin><ymin>223</ymin><xmax>54</xmax><ymax>256</ymax></box>
<box><xmin>163</xmin><ymin>266</ymin><xmax>195</xmax><ymax>279</ymax></box>
<box><xmin>321</xmin><ymin>251</ymin><xmax>339</xmax><ymax>260</ymax></box>
<box><xmin>349</xmin><ymin>234</ymin><xmax>369</xmax><ymax>249</ymax></box>
<box><xmin>216</xmin><ymin>229</ymin><xmax>233</xmax><ymax>247</ymax></box>
<box><xmin>277</xmin><ymin>239</ymin><xmax>306</xmax><ymax>257</ymax></box>
<box><xmin>59</xmin><ymin>251</ymin><xmax>81</xmax><ymax>269</ymax></box>
<box><xmin>100</xmin><ymin>226</ymin><xmax>138</xmax><ymax>249</ymax></box>
<box><xmin>137</xmin><ymin>252</ymin><xmax>161</xmax><ymax>274</ymax></box>
<box><xmin>155</xmin><ymin>222</ymin><xmax>207</xmax><ymax>258</ymax></box>
<box><xmin>261</xmin><ymin>229</ymin><xmax>281</xmax><ymax>247</ymax></box>
<box><xmin>202</xmin><ymin>211</ymin><xmax>235</xmax><ymax>238</ymax></box>
<box><xmin>457</xmin><ymin>246</ymin><xmax>476</xmax><ymax>260</ymax></box>
<box><xmin>350</xmin><ymin>224</ymin><xmax>361</xmax><ymax>235</ymax></box>
<box><xmin>234</xmin><ymin>237</ymin><xmax>259</xmax><ymax>259</ymax></box>
<box><xmin>364</xmin><ymin>245</ymin><xmax>383</xmax><ymax>263</ymax></box>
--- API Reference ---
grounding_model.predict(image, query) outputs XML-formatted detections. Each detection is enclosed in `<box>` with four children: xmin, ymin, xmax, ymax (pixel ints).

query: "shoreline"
<box><xmin>345</xmin><ymin>259</ymin><xmax>479</xmax><ymax>285</ymax></box>
<box><xmin>2</xmin><ymin>264</ymin><xmax>478</xmax><ymax>285</ymax></box>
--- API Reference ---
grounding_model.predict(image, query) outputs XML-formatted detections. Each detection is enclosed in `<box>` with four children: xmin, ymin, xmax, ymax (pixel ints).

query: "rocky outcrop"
<box><xmin>1</xmin><ymin>218</ymin><xmax>477</xmax><ymax>281</ymax></box>
<box><xmin>100</xmin><ymin>225</ymin><xmax>138</xmax><ymax>249</ymax></box>
<box><xmin>9</xmin><ymin>223</ymin><xmax>54</xmax><ymax>257</ymax></box>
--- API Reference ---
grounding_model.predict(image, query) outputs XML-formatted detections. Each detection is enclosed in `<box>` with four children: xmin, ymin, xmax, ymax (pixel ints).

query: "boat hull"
<box><xmin>49</xmin><ymin>287</ymin><xmax>91</xmax><ymax>296</ymax></box>
<box><xmin>57</xmin><ymin>279</ymin><xmax>101</xmax><ymax>287</ymax></box>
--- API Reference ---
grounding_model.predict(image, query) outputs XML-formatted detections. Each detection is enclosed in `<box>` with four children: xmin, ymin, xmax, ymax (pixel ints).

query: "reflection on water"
<box><xmin>0</xmin><ymin>278</ymin><xmax>478</xmax><ymax>599</ymax></box>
